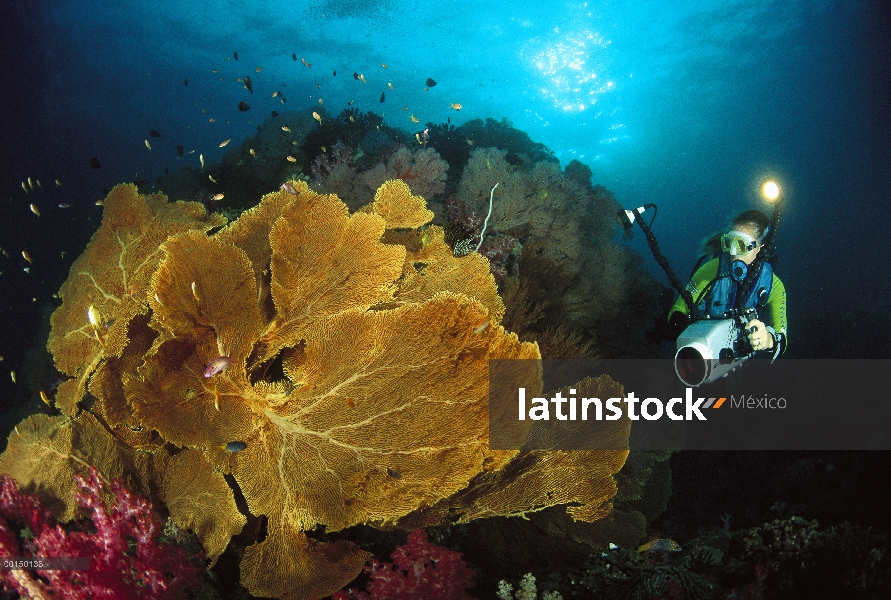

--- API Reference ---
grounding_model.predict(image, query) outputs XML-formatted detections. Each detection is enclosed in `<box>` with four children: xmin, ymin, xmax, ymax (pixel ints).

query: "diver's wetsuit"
<box><xmin>667</xmin><ymin>256</ymin><xmax>787</xmax><ymax>357</ymax></box>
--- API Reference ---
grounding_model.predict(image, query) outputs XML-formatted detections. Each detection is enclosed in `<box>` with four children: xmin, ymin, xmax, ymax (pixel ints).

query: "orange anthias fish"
<box><xmin>637</xmin><ymin>538</ymin><xmax>681</xmax><ymax>553</ymax></box>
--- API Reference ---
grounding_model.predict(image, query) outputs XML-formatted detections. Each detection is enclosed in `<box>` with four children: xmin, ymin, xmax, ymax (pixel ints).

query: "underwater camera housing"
<box><xmin>674</xmin><ymin>308</ymin><xmax>758</xmax><ymax>387</ymax></box>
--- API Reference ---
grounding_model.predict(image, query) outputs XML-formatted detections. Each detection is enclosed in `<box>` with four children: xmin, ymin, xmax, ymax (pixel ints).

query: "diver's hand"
<box><xmin>746</xmin><ymin>319</ymin><xmax>775</xmax><ymax>351</ymax></box>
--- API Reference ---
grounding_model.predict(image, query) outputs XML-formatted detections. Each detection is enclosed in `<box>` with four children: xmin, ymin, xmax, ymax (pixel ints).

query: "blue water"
<box><xmin>1</xmin><ymin>0</ymin><xmax>889</xmax><ymax>384</ymax></box>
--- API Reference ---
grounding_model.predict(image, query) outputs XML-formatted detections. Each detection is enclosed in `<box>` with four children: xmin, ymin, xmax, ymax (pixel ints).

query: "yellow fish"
<box><xmin>410</xmin><ymin>114</ymin><xmax>419</xmax><ymax>123</ymax></box>
<box><xmin>21</xmin><ymin>181</ymin><xmax>28</xmax><ymax>194</ymax></box>
<box><xmin>281</xmin><ymin>126</ymin><xmax>291</xmax><ymax>132</ymax></box>
<box><xmin>212</xmin><ymin>193</ymin><xmax>224</xmax><ymax>201</ymax></box>
<box><xmin>318</xmin><ymin>98</ymin><xmax>323</xmax><ymax>105</ymax></box>
<box><xmin>255</xmin><ymin>66</ymin><xmax>263</xmax><ymax>72</ymax></box>
<box><xmin>145</xmin><ymin>139</ymin><xmax>152</xmax><ymax>150</ymax></box>
<box><xmin>39</xmin><ymin>390</ymin><xmax>51</xmax><ymax>406</ymax></box>
<box><xmin>312</xmin><ymin>112</ymin><xmax>322</xmax><ymax>124</ymax></box>
<box><xmin>219</xmin><ymin>139</ymin><xmax>231</xmax><ymax>147</ymax></box>
<box><xmin>55</xmin><ymin>179</ymin><xmax>62</xmax><ymax>186</ymax></box>
<box><xmin>30</xmin><ymin>204</ymin><xmax>40</xmax><ymax>217</ymax></box>
<box><xmin>358</xmin><ymin>73</ymin><xmax>366</xmax><ymax>84</ymax></box>
<box><xmin>249</xmin><ymin>148</ymin><xmax>256</xmax><ymax>156</ymax></box>
<box><xmin>208</xmin><ymin>175</ymin><xmax>217</xmax><ymax>183</ymax></box>
<box><xmin>388</xmin><ymin>82</ymin><xmax>394</xmax><ymax>90</ymax></box>
<box><xmin>381</xmin><ymin>63</ymin><xmax>388</xmax><ymax>68</ymax></box>
<box><xmin>200</xmin><ymin>153</ymin><xmax>205</xmax><ymax>170</ymax></box>
<box><xmin>450</xmin><ymin>103</ymin><xmax>462</xmax><ymax>111</ymax></box>
<box><xmin>286</xmin><ymin>156</ymin><xmax>297</xmax><ymax>162</ymax></box>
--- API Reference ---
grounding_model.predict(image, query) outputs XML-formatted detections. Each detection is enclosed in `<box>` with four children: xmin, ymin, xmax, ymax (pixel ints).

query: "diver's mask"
<box><xmin>721</xmin><ymin>230</ymin><xmax>762</xmax><ymax>256</ymax></box>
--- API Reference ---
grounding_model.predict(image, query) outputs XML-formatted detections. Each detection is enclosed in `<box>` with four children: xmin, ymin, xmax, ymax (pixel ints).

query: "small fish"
<box><xmin>89</xmin><ymin>156</ymin><xmax>101</xmax><ymax>169</ymax></box>
<box><xmin>410</xmin><ymin>114</ymin><xmax>419</xmax><ymax>123</ymax></box>
<box><xmin>154</xmin><ymin>292</ymin><xmax>163</xmax><ymax>306</ymax></box>
<box><xmin>281</xmin><ymin>182</ymin><xmax>297</xmax><ymax>195</ymax></box>
<box><xmin>348</xmin><ymin>99</ymin><xmax>354</xmax><ymax>105</ymax></box>
<box><xmin>353</xmin><ymin>72</ymin><xmax>360</xmax><ymax>80</ymax></box>
<box><xmin>346</xmin><ymin>397</ymin><xmax>354</xmax><ymax>408</ymax></box>
<box><xmin>220</xmin><ymin>441</ymin><xmax>247</xmax><ymax>453</ymax></box>
<box><xmin>87</xmin><ymin>305</ymin><xmax>102</xmax><ymax>328</ymax></box>
<box><xmin>212</xmin><ymin>193</ymin><xmax>224</xmax><ymax>201</ymax></box>
<box><xmin>238</xmin><ymin>101</ymin><xmax>250</xmax><ymax>111</ymax></box>
<box><xmin>271</xmin><ymin>110</ymin><xmax>279</xmax><ymax>117</ymax></box>
<box><xmin>219</xmin><ymin>139</ymin><xmax>231</xmax><ymax>147</ymax></box>
<box><xmin>637</xmin><ymin>539</ymin><xmax>681</xmax><ymax>553</ymax></box>
<box><xmin>129</xmin><ymin>282</ymin><xmax>138</xmax><ymax>297</ymax></box>
<box><xmin>29</xmin><ymin>204</ymin><xmax>40</xmax><ymax>217</ymax></box>
<box><xmin>212</xmin><ymin>69</ymin><xmax>221</xmax><ymax>73</ymax></box>
<box><xmin>382</xmin><ymin>63</ymin><xmax>388</xmax><ymax>68</ymax></box>
<box><xmin>177</xmin><ymin>145</ymin><xmax>184</xmax><ymax>156</ymax></box>
<box><xmin>380</xmin><ymin>91</ymin><xmax>385</xmax><ymax>103</ymax></box>
<box><xmin>208</xmin><ymin>175</ymin><xmax>217</xmax><ymax>183</ymax></box>
<box><xmin>39</xmin><ymin>390</ymin><xmax>51</xmax><ymax>406</ymax></box>
<box><xmin>426</xmin><ymin>77</ymin><xmax>437</xmax><ymax>87</ymax></box>
<box><xmin>387</xmin><ymin>468</ymin><xmax>401</xmax><ymax>479</ymax></box>
<box><xmin>209</xmin><ymin>118</ymin><xmax>215</xmax><ymax>122</ymax></box>
<box><xmin>55</xmin><ymin>179</ymin><xmax>62</xmax><ymax>186</ymax></box>
<box><xmin>58</xmin><ymin>203</ymin><xmax>70</xmax><ymax>208</ymax></box>
<box><xmin>292</xmin><ymin>53</ymin><xmax>297</xmax><ymax>61</ymax></box>
<box><xmin>312</xmin><ymin>112</ymin><xmax>322</xmax><ymax>124</ymax></box>
<box><xmin>321</xmin><ymin>146</ymin><xmax>327</xmax><ymax>153</ymax></box>
<box><xmin>301</xmin><ymin>57</ymin><xmax>312</xmax><ymax>68</ymax></box>
<box><xmin>36</xmin><ymin>179</ymin><xmax>42</xmax><ymax>188</ymax></box>
<box><xmin>10</xmin><ymin>371</ymin><xmax>15</xmax><ymax>384</ymax></box>
<box><xmin>255</xmin><ymin>66</ymin><xmax>263</xmax><ymax>72</ymax></box>
<box><xmin>249</xmin><ymin>148</ymin><xmax>256</xmax><ymax>156</ymax></box>
<box><xmin>472</xmin><ymin>319</ymin><xmax>490</xmax><ymax>334</ymax></box>
<box><xmin>149</xmin><ymin>129</ymin><xmax>161</xmax><ymax>137</ymax></box>
<box><xmin>349</xmin><ymin>116</ymin><xmax>355</xmax><ymax>122</ymax></box>
<box><xmin>21</xmin><ymin>250</ymin><xmax>32</xmax><ymax>263</ymax></box>
<box><xmin>450</xmin><ymin>103</ymin><xmax>462</xmax><ymax>111</ymax></box>
<box><xmin>21</xmin><ymin>181</ymin><xmax>28</xmax><ymax>194</ymax></box>
<box><xmin>286</xmin><ymin>156</ymin><xmax>297</xmax><ymax>162</ymax></box>
<box><xmin>415</xmin><ymin>133</ymin><xmax>422</xmax><ymax>145</ymax></box>
<box><xmin>332</xmin><ymin>70</ymin><xmax>336</xmax><ymax>76</ymax></box>
<box><xmin>387</xmin><ymin>82</ymin><xmax>394</xmax><ymax>90</ymax></box>
<box><xmin>281</xmin><ymin>125</ymin><xmax>290</xmax><ymax>132</ymax></box>
<box><xmin>27</xmin><ymin>177</ymin><xmax>33</xmax><ymax>189</ymax></box>
<box><xmin>233</xmin><ymin>51</ymin><xmax>239</xmax><ymax>60</ymax></box>
<box><xmin>200</xmin><ymin>154</ymin><xmax>205</xmax><ymax>170</ymax></box>
<box><xmin>95</xmin><ymin>199</ymin><xmax>104</xmax><ymax>206</ymax></box>
<box><xmin>184</xmin><ymin>79</ymin><xmax>188</xmax><ymax>86</ymax></box>
<box><xmin>145</xmin><ymin>139</ymin><xmax>152</xmax><ymax>150</ymax></box>
<box><xmin>359</xmin><ymin>73</ymin><xmax>366</xmax><ymax>84</ymax></box>
<box><xmin>244</xmin><ymin>75</ymin><xmax>252</xmax><ymax>93</ymax></box>
<box><xmin>271</xmin><ymin>91</ymin><xmax>280</xmax><ymax>98</ymax></box>
<box><xmin>318</xmin><ymin>98</ymin><xmax>323</xmax><ymax>105</ymax></box>
<box><xmin>191</xmin><ymin>281</ymin><xmax>201</xmax><ymax>303</ymax></box>
<box><xmin>204</xmin><ymin>356</ymin><xmax>234</xmax><ymax>378</ymax></box>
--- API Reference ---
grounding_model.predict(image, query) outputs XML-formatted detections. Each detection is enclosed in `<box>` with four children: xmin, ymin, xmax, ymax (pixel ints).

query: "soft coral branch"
<box><xmin>0</xmin><ymin>467</ymin><xmax>201</xmax><ymax>600</ymax></box>
<box><xmin>333</xmin><ymin>529</ymin><xmax>476</xmax><ymax>600</ymax></box>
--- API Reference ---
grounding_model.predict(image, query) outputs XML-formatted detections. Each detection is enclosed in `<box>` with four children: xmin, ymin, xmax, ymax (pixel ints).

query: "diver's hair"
<box><xmin>699</xmin><ymin>210</ymin><xmax>771</xmax><ymax>257</ymax></box>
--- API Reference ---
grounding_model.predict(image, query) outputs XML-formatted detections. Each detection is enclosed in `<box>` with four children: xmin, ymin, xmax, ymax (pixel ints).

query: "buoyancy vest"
<box><xmin>697</xmin><ymin>252</ymin><xmax>774</xmax><ymax>318</ymax></box>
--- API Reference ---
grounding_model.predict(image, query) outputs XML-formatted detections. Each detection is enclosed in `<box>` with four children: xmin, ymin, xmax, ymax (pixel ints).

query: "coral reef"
<box><xmin>333</xmin><ymin>529</ymin><xmax>476</xmax><ymax>600</ymax></box>
<box><xmin>0</xmin><ymin>180</ymin><xmax>630</xmax><ymax>600</ymax></box>
<box><xmin>498</xmin><ymin>573</ymin><xmax>563</xmax><ymax>600</ymax></box>
<box><xmin>0</xmin><ymin>467</ymin><xmax>201</xmax><ymax>599</ymax></box>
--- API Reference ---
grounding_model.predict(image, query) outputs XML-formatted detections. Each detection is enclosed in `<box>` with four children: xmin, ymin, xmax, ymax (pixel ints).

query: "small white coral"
<box><xmin>496</xmin><ymin>573</ymin><xmax>563</xmax><ymax>600</ymax></box>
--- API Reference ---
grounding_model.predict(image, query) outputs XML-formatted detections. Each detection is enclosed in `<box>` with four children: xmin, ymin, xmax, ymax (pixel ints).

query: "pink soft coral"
<box><xmin>333</xmin><ymin>529</ymin><xmax>476</xmax><ymax>600</ymax></box>
<box><xmin>0</xmin><ymin>467</ymin><xmax>201</xmax><ymax>599</ymax></box>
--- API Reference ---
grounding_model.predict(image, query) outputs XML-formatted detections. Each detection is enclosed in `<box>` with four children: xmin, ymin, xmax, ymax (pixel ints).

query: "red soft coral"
<box><xmin>0</xmin><ymin>467</ymin><xmax>201</xmax><ymax>600</ymax></box>
<box><xmin>333</xmin><ymin>529</ymin><xmax>476</xmax><ymax>600</ymax></box>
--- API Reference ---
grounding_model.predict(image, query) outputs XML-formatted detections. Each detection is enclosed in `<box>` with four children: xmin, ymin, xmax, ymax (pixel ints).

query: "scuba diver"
<box><xmin>666</xmin><ymin>209</ymin><xmax>787</xmax><ymax>361</ymax></box>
